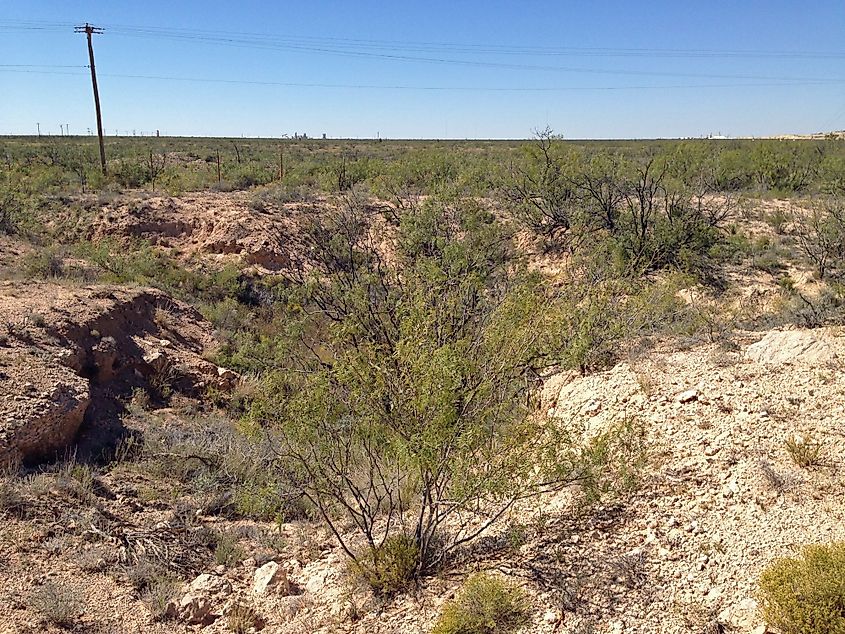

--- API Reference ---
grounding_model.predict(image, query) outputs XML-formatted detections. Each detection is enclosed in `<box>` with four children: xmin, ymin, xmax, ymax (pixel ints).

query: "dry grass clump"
<box><xmin>227</xmin><ymin>602</ymin><xmax>264</xmax><ymax>633</ymax></box>
<box><xmin>785</xmin><ymin>434</ymin><xmax>823</xmax><ymax>468</ymax></box>
<box><xmin>29</xmin><ymin>581</ymin><xmax>83</xmax><ymax>629</ymax></box>
<box><xmin>0</xmin><ymin>477</ymin><xmax>29</xmax><ymax>518</ymax></box>
<box><xmin>758</xmin><ymin>542</ymin><xmax>845</xmax><ymax>634</ymax></box>
<box><xmin>432</xmin><ymin>573</ymin><xmax>529</xmax><ymax>634</ymax></box>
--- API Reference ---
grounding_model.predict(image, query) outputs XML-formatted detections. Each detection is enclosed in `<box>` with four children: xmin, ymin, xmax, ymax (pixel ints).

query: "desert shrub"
<box><xmin>119</xmin><ymin>414</ymin><xmax>291</xmax><ymax>522</ymax></box>
<box><xmin>213</xmin><ymin>531</ymin><xmax>246</xmax><ymax>567</ymax></box>
<box><xmin>74</xmin><ymin>239</ymin><xmax>245</xmax><ymax>305</ymax></box>
<box><xmin>758</xmin><ymin>542</ymin><xmax>845</xmax><ymax>634</ymax></box>
<box><xmin>21</xmin><ymin>247</ymin><xmax>65</xmax><ymax>279</ymax></box>
<box><xmin>749</xmin><ymin>141</ymin><xmax>819</xmax><ymax>192</ymax></box>
<box><xmin>0</xmin><ymin>187</ymin><xmax>23</xmax><ymax>234</ymax></box>
<box><xmin>252</xmin><ymin>193</ymin><xmax>572</xmax><ymax>574</ymax></box>
<box><xmin>111</xmin><ymin>158</ymin><xmax>150</xmax><ymax>188</ymax></box>
<box><xmin>504</xmin><ymin>128</ymin><xmax>582</xmax><ymax>246</ymax></box>
<box><xmin>819</xmin><ymin>154</ymin><xmax>845</xmax><ymax>194</ymax></box>
<box><xmin>229</xmin><ymin>164</ymin><xmax>274</xmax><ymax>190</ymax></box>
<box><xmin>352</xmin><ymin>534</ymin><xmax>420</xmax><ymax>596</ymax></box>
<box><xmin>432</xmin><ymin>573</ymin><xmax>529</xmax><ymax>634</ymax></box>
<box><xmin>141</xmin><ymin>575</ymin><xmax>179</xmax><ymax>622</ymax></box>
<box><xmin>506</xmin><ymin>135</ymin><xmax>730</xmax><ymax>278</ymax></box>
<box><xmin>246</xmin><ymin>191</ymin><xmax>655</xmax><ymax>580</ymax></box>
<box><xmin>575</xmin><ymin>417</ymin><xmax>649</xmax><ymax>504</ymax></box>
<box><xmin>29</xmin><ymin>581</ymin><xmax>83</xmax><ymax>628</ymax></box>
<box><xmin>77</xmin><ymin>545</ymin><xmax>112</xmax><ymax>572</ymax></box>
<box><xmin>764</xmin><ymin>207</ymin><xmax>790</xmax><ymax>235</ymax></box>
<box><xmin>125</xmin><ymin>557</ymin><xmax>172</xmax><ymax>592</ymax></box>
<box><xmin>230</xmin><ymin>479</ymin><xmax>289</xmax><ymax>522</ymax></box>
<box><xmin>785</xmin><ymin>434</ymin><xmax>823</xmax><ymax>468</ymax></box>
<box><xmin>249</xmin><ymin>184</ymin><xmax>315</xmax><ymax>209</ymax></box>
<box><xmin>793</xmin><ymin>199</ymin><xmax>845</xmax><ymax>280</ymax></box>
<box><xmin>548</xmin><ymin>270</ymin><xmax>693</xmax><ymax>373</ymax></box>
<box><xmin>0</xmin><ymin>478</ymin><xmax>28</xmax><ymax>518</ymax></box>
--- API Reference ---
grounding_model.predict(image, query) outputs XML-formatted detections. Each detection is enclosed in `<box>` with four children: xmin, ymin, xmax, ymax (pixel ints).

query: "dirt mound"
<box><xmin>0</xmin><ymin>281</ymin><xmax>232</xmax><ymax>467</ymax></box>
<box><xmin>86</xmin><ymin>192</ymin><xmax>321</xmax><ymax>271</ymax></box>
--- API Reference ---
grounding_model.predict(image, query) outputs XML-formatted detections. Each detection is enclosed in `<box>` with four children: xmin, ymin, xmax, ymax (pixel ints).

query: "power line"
<box><xmin>97</xmin><ymin>27</ymin><xmax>845</xmax><ymax>83</ymax></box>
<box><xmin>3</xmin><ymin>19</ymin><xmax>843</xmax><ymax>61</ymax></box>
<box><xmin>2</xmin><ymin>19</ymin><xmax>843</xmax><ymax>84</ymax></box>
<box><xmin>0</xmin><ymin>64</ymin><xmax>87</xmax><ymax>68</ymax></box>
<box><xmin>1</xmin><ymin>66</ymin><xmax>840</xmax><ymax>92</ymax></box>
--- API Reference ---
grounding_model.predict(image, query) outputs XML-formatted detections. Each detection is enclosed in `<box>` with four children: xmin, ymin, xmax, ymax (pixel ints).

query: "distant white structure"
<box><xmin>707</xmin><ymin>132</ymin><xmax>729</xmax><ymax>140</ymax></box>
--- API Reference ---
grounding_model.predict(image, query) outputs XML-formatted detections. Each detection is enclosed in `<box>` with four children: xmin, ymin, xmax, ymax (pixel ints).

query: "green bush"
<box><xmin>214</xmin><ymin>531</ymin><xmax>246</xmax><ymax>567</ymax></box>
<box><xmin>758</xmin><ymin>542</ymin><xmax>845</xmax><ymax>634</ymax></box>
<box><xmin>353</xmin><ymin>534</ymin><xmax>420</xmax><ymax>596</ymax></box>
<box><xmin>0</xmin><ymin>187</ymin><xmax>23</xmax><ymax>234</ymax></box>
<box><xmin>432</xmin><ymin>573</ymin><xmax>529</xmax><ymax>634</ymax></box>
<box><xmin>21</xmin><ymin>247</ymin><xmax>65</xmax><ymax>279</ymax></box>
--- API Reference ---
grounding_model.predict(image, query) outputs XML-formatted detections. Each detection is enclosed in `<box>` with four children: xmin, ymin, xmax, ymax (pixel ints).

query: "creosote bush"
<box><xmin>432</xmin><ymin>573</ymin><xmax>529</xmax><ymax>634</ymax></box>
<box><xmin>505</xmin><ymin>130</ymin><xmax>735</xmax><ymax>281</ymax></box>
<box><xmin>246</xmin><ymin>191</ymin><xmax>648</xmax><ymax>585</ymax></box>
<box><xmin>757</xmin><ymin>542</ymin><xmax>845</xmax><ymax>634</ymax></box>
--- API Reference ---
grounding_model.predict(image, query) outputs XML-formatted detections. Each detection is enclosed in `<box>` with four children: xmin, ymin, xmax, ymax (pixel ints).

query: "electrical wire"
<box><xmin>2</xmin><ymin>20</ymin><xmax>840</xmax><ymax>60</ymax></box>
<box><xmin>0</xmin><ymin>66</ymin><xmax>840</xmax><ymax>92</ymax></box>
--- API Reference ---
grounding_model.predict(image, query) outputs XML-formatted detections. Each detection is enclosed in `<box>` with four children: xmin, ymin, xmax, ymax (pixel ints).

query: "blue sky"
<box><xmin>2</xmin><ymin>0</ymin><xmax>845</xmax><ymax>138</ymax></box>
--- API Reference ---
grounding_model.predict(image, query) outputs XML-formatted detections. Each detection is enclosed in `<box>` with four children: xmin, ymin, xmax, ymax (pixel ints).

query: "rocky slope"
<box><xmin>83</xmin><ymin>192</ymin><xmax>314</xmax><ymax>271</ymax></box>
<box><xmin>0</xmin><ymin>281</ymin><xmax>232</xmax><ymax>466</ymax></box>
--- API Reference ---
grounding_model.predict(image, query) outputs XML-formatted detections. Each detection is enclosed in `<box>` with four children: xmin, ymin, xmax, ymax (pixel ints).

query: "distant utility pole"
<box><xmin>74</xmin><ymin>23</ymin><xmax>107</xmax><ymax>175</ymax></box>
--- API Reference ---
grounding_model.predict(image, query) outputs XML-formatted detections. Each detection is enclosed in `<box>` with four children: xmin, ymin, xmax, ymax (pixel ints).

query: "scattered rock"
<box><xmin>745</xmin><ymin>329</ymin><xmax>837</xmax><ymax>365</ymax></box>
<box><xmin>253</xmin><ymin>561</ymin><xmax>289</xmax><ymax>596</ymax></box>
<box><xmin>177</xmin><ymin>593</ymin><xmax>215</xmax><ymax>625</ymax></box>
<box><xmin>718</xmin><ymin>598</ymin><xmax>760</xmax><ymax>631</ymax></box>
<box><xmin>188</xmin><ymin>573</ymin><xmax>231</xmax><ymax>597</ymax></box>
<box><xmin>677</xmin><ymin>389</ymin><xmax>699</xmax><ymax>404</ymax></box>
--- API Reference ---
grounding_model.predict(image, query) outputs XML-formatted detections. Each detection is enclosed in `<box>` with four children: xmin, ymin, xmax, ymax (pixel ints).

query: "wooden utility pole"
<box><xmin>75</xmin><ymin>23</ymin><xmax>107</xmax><ymax>175</ymax></box>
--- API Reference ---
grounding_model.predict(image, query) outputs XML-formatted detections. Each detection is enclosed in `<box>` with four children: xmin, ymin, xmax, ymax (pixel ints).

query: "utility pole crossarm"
<box><xmin>75</xmin><ymin>23</ymin><xmax>107</xmax><ymax>175</ymax></box>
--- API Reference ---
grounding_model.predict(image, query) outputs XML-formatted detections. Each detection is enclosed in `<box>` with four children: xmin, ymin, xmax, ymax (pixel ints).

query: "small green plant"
<box><xmin>785</xmin><ymin>434</ymin><xmax>823</xmax><ymax>468</ymax></box>
<box><xmin>758</xmin><ymin>542</ymin><xmax>845</xmax><ymax>634</ymax></box>
<box><xmin>29</xmin><ymin>581</ymin><xmax>83</xmax><ymax>629</ymax></box>
<box><xmin>764</xmin><ymin>208</ymin><xmax>790</xmax><ymax>235</ymax></box>
<box><xmin>432</xmin><ymin>573</ymin><xmax>529</xmax><ymax>634</ymax></box>
<box><xmin>353</xmin><ymin>534</ymin><xmax>420</xmax><ymax>596</ymax></box>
